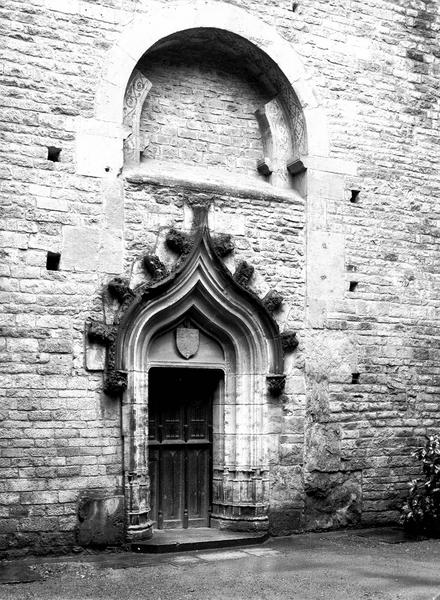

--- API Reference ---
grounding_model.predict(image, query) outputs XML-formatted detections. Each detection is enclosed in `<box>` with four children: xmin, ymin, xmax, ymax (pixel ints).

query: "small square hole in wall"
<box><xmin>47</xmin><ymin>146</ymin><xmax>61</xmax><ymax>162</ymax></box>
<box><xmin>46</xmin><ymin>251</ymin><xmax>61</xmax><ymax>271</ymax></box>
<box><xmin>350</xmin><ymin>189</ymin><xmax>360</xmax><ymax>203</ymax></box>
<box><xmin>351</xmin><ymin>373</ymin><xmax>360</xmax><ymax>384</ymax></box>
<box><xmin>349</xmin><ymin>281</ymin><xmax>358</xmax><ymax>292</ymax></box>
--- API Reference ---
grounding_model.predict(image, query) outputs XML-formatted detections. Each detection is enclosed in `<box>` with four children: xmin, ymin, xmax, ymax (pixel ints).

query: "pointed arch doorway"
<box><xmin>115</xmin><ymin>208</ymin><xmax>284</xmax><ymax>541</ymax></box>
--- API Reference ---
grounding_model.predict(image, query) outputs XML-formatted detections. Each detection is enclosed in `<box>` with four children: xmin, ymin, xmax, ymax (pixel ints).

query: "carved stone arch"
<box><xmin>114</xmin><ymin>208</ymin><xmax>284</xmax><ymax>540</ymax></box>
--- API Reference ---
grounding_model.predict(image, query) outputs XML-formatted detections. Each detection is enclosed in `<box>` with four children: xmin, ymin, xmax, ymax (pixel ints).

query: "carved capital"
<box><xmin>267</xmin><ymin>374</ymin><xmax>286</xmax><ymax>397</ymax></box>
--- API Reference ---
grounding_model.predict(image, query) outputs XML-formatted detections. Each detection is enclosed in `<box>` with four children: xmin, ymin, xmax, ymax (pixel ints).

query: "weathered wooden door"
<box><xmin>148</xmin><ymin>368</ymin><xmax>216</xmax><ymax>529</ymax></box>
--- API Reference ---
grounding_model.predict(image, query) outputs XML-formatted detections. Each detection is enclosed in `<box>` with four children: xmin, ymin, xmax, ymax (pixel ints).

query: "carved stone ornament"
<box><xmin>166</xmin><ymin>228</ymin><xmax>193</xmax><ymax>256</ymax></box>
<box><xmin>123</xmin><ymin>69</ymin><xmax>152</xmax><ymax>165</ymax></box>
<box><xmin>263</xmin><ymin>289</ymin><xmax>284</xmax><ymax>313</ymax></box>
<box><xmin>267</xmin><ymin>374</ymin><xmax>286</xmax><ymax>397</ymax></box>
<box><xmin>107</xmin><ymin>277</ymin><xmax>133</xmax><ymax>303</ymax></box>
<box><xmin>176</xmin><ymin>327</ymin><xmax>200</xmax><ymax>360</ymax></box>
<box><xmin>212</xmin><ymin>233</ymin><xmax>235</xmax><ymax>258</ymax></box>
<box><xmin>104</xmin><ymin>370</ymin><xmax>128</xmax><ymax>396</ymax></box>
<box><xmin>233</xmin><ymin>260</ymin><xmax>254</xmax><ymax>288</ymax></box>
<box><xmin>281</xmin><ymin>330</ymin><xmax>299</xmax><ymax>353</ymax></box>
<box><xmin>87</xmin><ymin>320</ymin><xmax>115</xmax><ymax>346</ymax></box>
<box><xmin>142</xmin><ymin>254</ymin><xmax>168</xmax><ymax>281</ymax></box>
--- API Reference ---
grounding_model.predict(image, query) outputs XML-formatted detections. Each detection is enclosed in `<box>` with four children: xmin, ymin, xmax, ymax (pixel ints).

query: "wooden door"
<box><xmin>148</xmin><ymin>368</ymin><xmax>216</xmax><ymax>529</ymax></box>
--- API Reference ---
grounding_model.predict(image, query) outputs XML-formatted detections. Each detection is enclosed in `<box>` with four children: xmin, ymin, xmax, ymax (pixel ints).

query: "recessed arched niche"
<box><xmin>123</xmin><ymin>28</ymin><xmax>307</xmax><ymax>192</ymax></box>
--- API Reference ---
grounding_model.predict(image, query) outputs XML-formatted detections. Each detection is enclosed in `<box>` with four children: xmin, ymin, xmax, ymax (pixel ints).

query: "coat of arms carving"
<box><xmin>176</xmin><ymin>327</ymin><xmax>200</xmax><ymax>359</ymax></box>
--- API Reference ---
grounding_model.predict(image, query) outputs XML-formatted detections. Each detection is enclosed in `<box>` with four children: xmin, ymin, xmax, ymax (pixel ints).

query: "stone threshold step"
<box><xmin>132</xmin><ymin>528</ymin><xmax>269</xmax><ymax>554</ymax></box>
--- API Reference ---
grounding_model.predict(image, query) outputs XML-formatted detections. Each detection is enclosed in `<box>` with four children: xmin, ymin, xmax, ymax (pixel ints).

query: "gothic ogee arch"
<box><xmin>99</xmin><ymin>206</ymin><xmax>288</xmax><ymax>539</ymax></box>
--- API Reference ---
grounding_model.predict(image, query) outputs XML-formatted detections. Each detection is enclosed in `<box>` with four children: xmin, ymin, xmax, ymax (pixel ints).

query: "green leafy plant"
<box><xmin>401</xmin><ymin>434</ymin><xmax>440</xmax><ymax>536</ymax></box>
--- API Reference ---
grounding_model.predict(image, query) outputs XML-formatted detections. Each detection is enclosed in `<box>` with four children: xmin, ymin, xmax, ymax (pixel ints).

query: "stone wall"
<box><xmin>0</xmin><ymin>0</ymin><xmax>439</xmax><ymax>555</ymax></box>
<box><xmin>138</xmin><ymin>46</ymin><xmax>269</xmax><ymax>175</ymax></box>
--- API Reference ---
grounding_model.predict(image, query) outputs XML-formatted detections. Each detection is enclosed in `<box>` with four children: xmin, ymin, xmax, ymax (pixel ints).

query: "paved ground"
<box><xmin>1</xmin><ymin>528</ymin><xmax>440</xmax><ymax>600</ymax></box>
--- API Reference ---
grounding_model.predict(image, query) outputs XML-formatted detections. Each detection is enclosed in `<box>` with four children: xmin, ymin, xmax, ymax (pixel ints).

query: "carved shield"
<box><xmin>176</xmin><ymin>327</ymin><xmax>199</xmax><ymax>360</ymax></box>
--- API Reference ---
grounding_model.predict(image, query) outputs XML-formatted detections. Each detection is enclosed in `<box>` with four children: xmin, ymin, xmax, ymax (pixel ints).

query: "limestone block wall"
<box><xmin>0</xmin><ymin>0</ymin><xmax>439</xmax><ymax>555</ymax></box>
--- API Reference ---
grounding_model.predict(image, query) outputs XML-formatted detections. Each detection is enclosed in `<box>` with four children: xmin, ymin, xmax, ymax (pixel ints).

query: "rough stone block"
<box><xmin>76</xmin><ymin>495</ymin><xmax>125</xmax><ymax>547</ymax></box>
<box><xmin>61</xmin><ymin>227</ymin><xmax>100</xmax><ymax>272</ymax></box>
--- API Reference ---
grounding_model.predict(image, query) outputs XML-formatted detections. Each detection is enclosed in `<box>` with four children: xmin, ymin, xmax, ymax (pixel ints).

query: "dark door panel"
<box><xmin>148</xmin><ymin>368</ymin><xmax>219</xmax><ymax>529</ymax></box>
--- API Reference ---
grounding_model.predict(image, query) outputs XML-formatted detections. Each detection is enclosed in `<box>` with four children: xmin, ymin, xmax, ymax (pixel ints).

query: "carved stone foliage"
<box><xmin>166</xmin><ymin>228</ymin><xmax>193</xmax><ymax>256</ymax></box>
<box><xmin>123</xmin><ymin>69</ymin><xmax>152</xmax><ymax>166</ymax></box>
<box><xmin>281</xmin><ymin>330</ymin><xmax>299</xmax><ymax>353</ymax></box>
<box><xmin>212</xmin><ymin>233</ymin><xmax>234</xmax><ymax>258</ymax></box>
<box><xmin>267</xmin><ymin>374</ymin><xmax>286</xmax><ymax>397</ymax></box>
<box><xmin>108</xmin><ymin>277</ymin><xmax>133</xmax><ymax>303</ymax></box>
<box><xmin>104</xmin><ymin>370</ymin><xmax>128</xmax><ymax>396</ymax></box>
<box><xmin>87</xmin><ymin>320</ymin><xmax>115</xmax><ymax>346</ymax></box>
<box><xmin>263</xmin><ymin>289</ymin><xmax>283</xmax><ymax>314</ymax></box>
<box><xmin>142</xmin><ymin>254</ymin><xmax>168</xmax><ymax>281</ymax></box>
<box><xmin>233</xmin><ymin>260</ymin><xmax>254</xmax><ymax>288</ymax></box>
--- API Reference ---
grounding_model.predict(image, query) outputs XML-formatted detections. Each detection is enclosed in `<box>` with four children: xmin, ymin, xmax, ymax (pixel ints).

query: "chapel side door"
<box><xmin>148</xmin><ymin>369</ymin><xmax>213</xmax><ymax>529</ymax></box>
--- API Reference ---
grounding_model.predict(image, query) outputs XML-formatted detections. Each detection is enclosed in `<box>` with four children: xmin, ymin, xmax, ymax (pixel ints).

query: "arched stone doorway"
<box><xmin>112</xmin><ymin>207</ymin><xmax>285</xmax><ymax>540</ymax></box>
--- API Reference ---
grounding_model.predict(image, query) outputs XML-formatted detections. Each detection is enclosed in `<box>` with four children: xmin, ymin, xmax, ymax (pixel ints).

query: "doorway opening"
<box><xmin>148</xmin><ymin>367</ymin><xmax>223</xmax><ymax>530</ymax></box>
